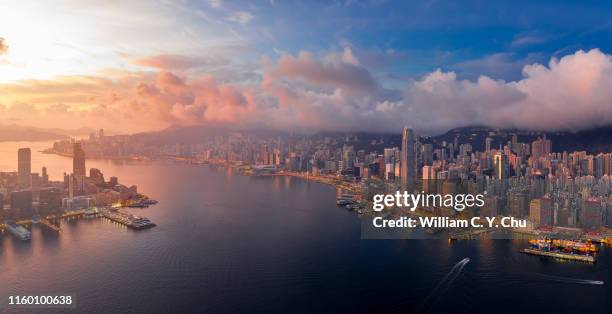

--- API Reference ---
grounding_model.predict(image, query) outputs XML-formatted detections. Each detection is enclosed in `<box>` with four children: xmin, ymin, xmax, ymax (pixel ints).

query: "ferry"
<box><xmin>5</xmin><ymin>221</ymin><xmax>31</xmax><ymax>241</ymax></box>
<box><xmin>141</xmin><ymin>199</ymin><xmax>159</xmax><ymax>205</ymax></box>
<box><xmin>131</xmin><ymin>217</ymin><xmax>156</xmax><ymax>229</ymax></box>
<box><xmin>336</xmin><ymin>194</ymin><xmax>356</xmax><ymax>206</ymax></box>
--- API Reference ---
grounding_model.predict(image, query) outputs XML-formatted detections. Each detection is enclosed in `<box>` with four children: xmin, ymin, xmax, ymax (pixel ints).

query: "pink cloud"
<box><xmin>2</xmin><ymin>49</ymin><xmax>612</xmax><ymax>134</ymax></box>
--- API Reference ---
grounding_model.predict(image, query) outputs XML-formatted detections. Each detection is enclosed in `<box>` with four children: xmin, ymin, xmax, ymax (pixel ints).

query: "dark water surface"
<box><xmin>0</xmin><ymin>142</ymin><xmax>610</xmax><ymax>313</ymax></box>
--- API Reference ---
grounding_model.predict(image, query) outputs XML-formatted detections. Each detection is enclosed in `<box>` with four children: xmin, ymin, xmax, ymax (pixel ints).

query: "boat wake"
<box><xmin>536</xmin><ymin>274</ymin><xmax>604</xmax><ymax>285</ymax></box>
<box><xmin>415</xmin><ymin>257</ymin><xmax>470</xmax><ymax>314</ymax></box>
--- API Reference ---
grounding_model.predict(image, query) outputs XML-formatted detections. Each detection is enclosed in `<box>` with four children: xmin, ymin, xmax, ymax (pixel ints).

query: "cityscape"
<box><xmin>1</xmin><ymin>1</ymin><xmax>611</xmax><ymax>313</ymax></box>
<box><xmin>45</xmin><ymin>126</ymin><xmax>612</xmax><ymax>237</ymax></box>
<box><xmin>0</xmin><ymin>139</ymin><xmax>157</xmax><ymax>241</ymax></box>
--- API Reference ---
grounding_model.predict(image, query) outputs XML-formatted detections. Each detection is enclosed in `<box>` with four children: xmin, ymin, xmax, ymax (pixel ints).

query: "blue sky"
<box><xmin>204</xmin><ymin>0</ymin><xmax>612</xmax><ymax>81</ymax></box>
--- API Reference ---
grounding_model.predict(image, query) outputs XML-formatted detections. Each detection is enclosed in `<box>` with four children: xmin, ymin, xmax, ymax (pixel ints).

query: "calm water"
<box><xmin>0</xmin><ymin>142</ymin><xmax>610</xmax><ymax>314</ymax></box>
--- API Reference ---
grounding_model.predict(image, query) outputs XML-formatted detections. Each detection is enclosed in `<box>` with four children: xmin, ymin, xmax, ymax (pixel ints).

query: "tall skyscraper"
<box><xmin>18</xmin><ymin>148</ymin><xmax>31</xmax><ymax>188</ymax></box>
<box><xmin>494</xmin><ymin>151</ymin><xmax>508</xmax><ymax>180</ymax></box>
<box><xmin>401</xmin><ymin>127</ymin><xmax>416</xmax><ymax>192</ymax></box>
<box><xmin>484</xmin><ymin>137</ymin><xmax>493</xmax><ymax>153</ymax></box>
<box><xmin>41</xmin><ymin>166</ymin><xmax>49</xmax><ymax>184</ymax></box>
<box><xmin>73</xmin><ymin>142</ymin><xmax>86</xmax><ymax>195</ymax></box>
<box><xmin>73</xmin><ymin>142</ymin><xmax>86</xmax><ymax>176</ymax></box>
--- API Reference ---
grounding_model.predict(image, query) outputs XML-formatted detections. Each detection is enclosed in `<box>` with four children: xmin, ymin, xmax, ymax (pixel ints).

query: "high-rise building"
<box><xmin>581</xmin><ymin>198</ymin><xmax>602</xmax><ymax>230</ymax></box>
<box><xmin>18</xmin><ymin>148</ymin><xmax>31</xmax><ymax>188</ymax></box>
<box><xmin>422</xmin><ymin>144</ymin><xmax>433</xmax><ymax>166</ymax></box>
<box><xmin>484</xmin><ymin>137</ymin><xmax>493</xmax><ymax>153</ymax></box>
<box><xmin>39</xmin><ymin>187</ymin><xmax>62</xmax><ymax>216</ymax></box>
<box><xmin>494</xmin><ymin>151</ymin><xmax>508</xmax><ymax>180</ymax></box>
<box><xmin>531</xmin><ymin>136</ymin><xmax>552</xmax><ymax>159</ymax></box>
<box><xmin>73</xmin><ymin>142</ymin><xmax>86</xmax><ymax>176</ymax></box>
<box><xmin>41</xmin><ymin>166</ymin><xmax>49</xmax><ymax>184</ymax></box>
<box><xmin>11</xmin><ymin>190</ymin><xmax>33</xmax><ymax>219</ymax></box>
<box><xmin>73</xmin><ymin>142</ymin><xmax>86</xmax><ymax>195</ymax></box>
<box><xmin>401</xmin><ymin>127</ymin><xmax>416</xmax><ymax>192</ymax></box>
<box><xmin>422</xmin><ymin>165</ymin><xmax>437</xmax><ymax>193</ymax></box>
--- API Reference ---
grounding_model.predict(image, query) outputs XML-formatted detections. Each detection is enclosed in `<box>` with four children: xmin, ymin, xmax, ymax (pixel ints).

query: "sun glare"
<box><xmin>0</xmin><ymin>3</ymin><xmax>102</xmax><ymax>83</ymax></box>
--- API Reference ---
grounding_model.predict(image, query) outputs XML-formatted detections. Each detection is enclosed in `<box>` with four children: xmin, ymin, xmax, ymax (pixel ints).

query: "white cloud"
<box><xmin>226</xmin><ymin>11</ymin><xmax>254</xmax><ymax>24</ymax></box>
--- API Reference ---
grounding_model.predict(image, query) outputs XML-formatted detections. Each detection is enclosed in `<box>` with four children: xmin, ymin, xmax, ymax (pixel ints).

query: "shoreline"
<box><xmin>39</xmin><ymin>150</ymin><xmax>612</xmax><ymax>240</ymax></box>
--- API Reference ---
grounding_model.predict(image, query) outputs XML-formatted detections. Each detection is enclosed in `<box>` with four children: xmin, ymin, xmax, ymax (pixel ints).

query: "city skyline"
<box><xmin>1</xmin><ymin>2</ymin><xmax>610</xmax><ymax>313</ymax></box>
<box><xmin>0</xmin><ymin>1</ymin><xmax>611</xmax><ymax>134</ymax></box>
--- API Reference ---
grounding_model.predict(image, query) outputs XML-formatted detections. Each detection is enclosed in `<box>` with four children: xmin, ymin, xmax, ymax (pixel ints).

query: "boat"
<box><xmin>131</xmin><ymin>217</ymin><xmax>156</xmax><ymax>229</ymax></box>
<box><xmin>5</xmin><ymin>221</ymin><xmax>31</xmax><ymax>241</ymax></box>
<box><xmin>336</xmin><ymin>199</ymin><xmax>354</xmax><ymax>206</ymax></box>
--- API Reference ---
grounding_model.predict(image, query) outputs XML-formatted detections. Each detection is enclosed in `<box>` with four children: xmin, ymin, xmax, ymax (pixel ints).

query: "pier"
<box><xmin>1</xmin><ymin>207</ymin><xmax>155</xmax><ymax>241</ymax></box>
<box><xmin>101</xmin><ymin>209</ymin><xmax>156</xmax><ymax>230</ymax></box>
<box><xmin>40</xmin><ymin>219</ymin><xmax>61</xmax><ymax>232</ymax></box>
<box><xmin>521</xmin><ymin>248</ymin><xmax>596</xmax><ymax>263</ymax></box>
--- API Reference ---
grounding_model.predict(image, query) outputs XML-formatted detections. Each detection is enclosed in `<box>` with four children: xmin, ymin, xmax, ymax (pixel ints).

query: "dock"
<box><xmin>40</xmin><ymin>219</ymin><xmax>61</xmax><ymax>232</ymax></box>
<box><xmin>521</xmin><ymin>248</ymin><xmax>596</xmax><ymax>263</ymax></box>
<box><xmin>101</xmin><ymin>209</ymin><xmax>156</xmax><ymax>230</ymax></box>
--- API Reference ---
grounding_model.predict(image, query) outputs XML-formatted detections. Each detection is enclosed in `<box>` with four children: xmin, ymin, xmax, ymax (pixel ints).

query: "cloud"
<box><xmin>0</xmin><ymin>37</ymin><xmax>7</xmax><ymax>54</ymax></box>
<box><xmin>226</xmin><ymin>11</ymin><xmax>254</xmax><ymax>24</ymax></box>
<box><xmin>132</xmin><ymin>54</ymin><xmax>227</xmax><ymax>71</ymax></box>
<box><xmin>510</xmin><ymin>31</ymin><xmax>550</xmax><ymax>48</ymax></box>
<box><xmin>1</xmin><ymin>49</ymin><xmax>612</xmax><ymax>135</ymax></box>
<box><xmin>265</xmin><ymin>48</ymin><xmax>379</xmax><ymax>94</ymax></box>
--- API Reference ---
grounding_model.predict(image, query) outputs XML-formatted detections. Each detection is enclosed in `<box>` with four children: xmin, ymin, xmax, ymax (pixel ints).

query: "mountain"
<box><xmin>130</xmin><ymin>124</ymin><xmax>290</xmax><ymax>145</ymax></box>
<box><xmin>105</xmin><ymin>124</ymin><xmax>612</xmax><ymax>155</ymax></box>
<box><xmin>430</xmin><ymin>125</ymin><xmax>612</xmax><ymax>154</ymax></box>
<box><xmin>0</xmin><ymin>124</ymin><xmax>68</xmax><ymax>142</ymax></box>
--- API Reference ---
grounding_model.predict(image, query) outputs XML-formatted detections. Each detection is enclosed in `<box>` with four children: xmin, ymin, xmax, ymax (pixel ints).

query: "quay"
<box><xmin>1</xmin><ymin>207</ymin><xmax>155</xmax><ymax>241</ymax></box>
<box><xmin>101</xmin><ymin>209</ymin><xmax>156</xmax><ymax>230</ymax></box>
<box><xmin>521</xmin><ymin>248</ymin><xmax>596</xmax><ymax>263</ymax></box>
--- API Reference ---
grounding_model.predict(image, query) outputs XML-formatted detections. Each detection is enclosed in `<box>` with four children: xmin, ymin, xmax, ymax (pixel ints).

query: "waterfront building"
<box><xmin>11</xmin><ymin>190</ymin><xmax>33</xmax><ymax>219</ymax></box>
<box><xmin>39</xmin><ymin>187</ymin><xmax>62</xmax><ymax>216</ymax></box>
<box><xmin>581</xmin><ymin>197</ymin><xmax>602</xmax><ymax>230</ymax></box>
<box><xmin>62</xmin><ymin>196</ymin><xmax>95</xmax><ymax>211</ymax></box>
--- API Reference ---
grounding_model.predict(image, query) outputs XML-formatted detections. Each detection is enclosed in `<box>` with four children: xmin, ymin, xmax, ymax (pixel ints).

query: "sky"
<box><xmin>0</xmin><ymin>0</ymin><xmax>611</xmax><ymax>134</ymax></box>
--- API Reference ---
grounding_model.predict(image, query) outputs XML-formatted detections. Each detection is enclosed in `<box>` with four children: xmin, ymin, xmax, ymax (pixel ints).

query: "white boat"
<box><xmin>5</xmin><ymin>221</ymin><xmax>31</xmax><ymax>241</ymax></box>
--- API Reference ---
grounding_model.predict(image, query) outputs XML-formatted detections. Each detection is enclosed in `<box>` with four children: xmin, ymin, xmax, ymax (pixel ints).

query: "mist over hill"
<box><xmin>128</xmin><ymin>124</ymin><xmax>612</xmax><ymax>155</ymax></box>
<box><xmin>0</xmin><ymin>124</ymin><xmax>68</xmax><ymax>142</ymax></box>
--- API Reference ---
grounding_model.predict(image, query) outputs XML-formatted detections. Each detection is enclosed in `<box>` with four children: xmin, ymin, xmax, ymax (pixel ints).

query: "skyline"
<box><xmin>0</xmin><ymin>1</ymin><xmax>611</xmax><ymax>134</ymax></box>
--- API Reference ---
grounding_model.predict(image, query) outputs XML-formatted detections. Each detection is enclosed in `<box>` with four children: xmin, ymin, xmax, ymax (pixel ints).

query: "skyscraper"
<box><xmin>485</xmin><ymin>137</ymin><xmax>493</xmax><ymax>153</ymax></box>
<box><xmin>401</xmin><ymin>127</ymin><xmax>416</xmax><ymax>192</ymax></box>
<box><xmin>73</xmin><ymin>142</ymin><xmax>86</xmax><ymax>195</ymax></box>
<box><xmin>73</xmin><ymin>142</ymin><xmax>86</xmax><ymax>176</ymax></box>
<box><xmin>494</xmin><ymin>151</ymin><xmax>508</xmax><ymax>180</ymax></box>
<box><xmin>531</xmin><ymin>136</ymin><xmax>552</xmax><ymax>159</ymax></box>
<box><xmin>18</xmin><ymin>148</ymin><xmax>31</xmax><ymax>188</ymax></box>
<box><xmin>422</xmin><ymin>144</ymin><xmax>433</xmax><ymax>166</ymax></box>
